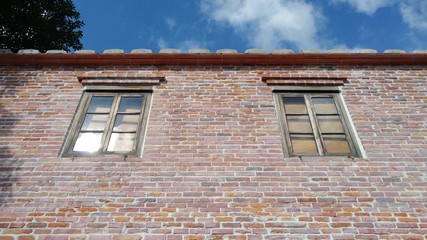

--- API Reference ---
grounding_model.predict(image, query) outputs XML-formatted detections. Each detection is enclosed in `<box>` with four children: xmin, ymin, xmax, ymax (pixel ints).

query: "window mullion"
<box><xmin>101</xmin><ymin>94</ymin><xmax>120</xmax><ymax>153</ymax></box>
<box><xmin>305</xmin><ymin>95</ymin><xmax>325</xmax><ymax>155</ymax></box>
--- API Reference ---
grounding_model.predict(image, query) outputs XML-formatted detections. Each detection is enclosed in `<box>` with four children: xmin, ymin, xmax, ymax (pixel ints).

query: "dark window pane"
<box><xmin>291</xmin><ymin>134</ymin><xmax>318</xmax><ymax>154</ymax></box>
<box><xmin>113</xmin><ymin>114</ymin><xmax>139</xmax><ymax>132</ymax></box>
<box><xmin>312</xmin><ymin>97</ymin><xmax>337</xmax><ymax>114</ymax></box>
<box><xmin>88</xmin><ymin>97</ymin><xmax>114</xmax><ymax>113</ymax></box>
<box><xmin>287</xmin><ymin>115</ymin><xmax>313</xmax><ymax>133</ymax></box>
<box><xmin>107</xmin><ymin>133</ymin><xmax>135</xmax><ymax>152</ymax></box>
<box><xmin>318</xmin><ymin>115</ymin><xmax>344</xmax><ymax>133</ymax></box>
<box><xmin>81</xmin><ymin>114</ymin><xmax>109</xmax><ymax>131</ymax></box>
<box><xmin>118</xmin><ymin>97</ymin><xmax>143</xmax><ymax>113</ymax></box>
<box><xmin>324</xmin><ymin>135</ymin><xmax>351</xmax><ymax>154</ymax></box>
<box><xmin>283</xmin><ymin>97</ymin><xmax>307</xmax><ymax>114</ymax></box>
<box><xmin>73</xmin><ymin>132</ymin><xmax>103</xmax><ymax>152</ymax></box>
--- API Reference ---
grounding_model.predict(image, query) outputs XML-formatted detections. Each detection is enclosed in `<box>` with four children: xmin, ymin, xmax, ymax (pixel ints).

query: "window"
<box><xmin>275</xmin><ymin>92</ymin><xmax>361</xmax><ymax>157</ymax></box>
<box><xmin>61</xmin><ymin>91</ymin><xmax>151</xmax><ymax>157</ymax></box>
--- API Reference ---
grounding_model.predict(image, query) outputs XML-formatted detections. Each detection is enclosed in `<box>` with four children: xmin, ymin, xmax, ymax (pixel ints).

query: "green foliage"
<box><xmin>0</xmin><ymin>0</ymin><xmax>84</xmax><ymax>52</ymax></box>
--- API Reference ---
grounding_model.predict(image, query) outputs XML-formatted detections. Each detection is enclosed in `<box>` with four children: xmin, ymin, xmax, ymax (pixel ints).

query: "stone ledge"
<box><xmin>262</xmin><ymin>75</ymin><xmax>347</xmax><ymax>86</ymax></box>
<box><xmin>78</xmin><ymin>76</ymin><xmax>166</xmax><ymax>86</ymax></box>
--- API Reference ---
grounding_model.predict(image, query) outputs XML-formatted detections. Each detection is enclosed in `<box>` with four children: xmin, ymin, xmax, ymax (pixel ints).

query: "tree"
<box><xmin>0</xmin><ymin>0</ymin><xmax>84</xmax><ymax>52</ymax></box>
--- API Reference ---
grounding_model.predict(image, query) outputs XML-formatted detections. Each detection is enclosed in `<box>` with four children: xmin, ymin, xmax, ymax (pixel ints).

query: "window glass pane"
<box><xmin>312</xmin><ymin>97</ymin><xmax>337</xmax><ymax>114</ymax></box>
<box><xmin>287</xmin><ymin>115</ymin><xmax>313</xmax><ymax>133</ymax></box>
<box><xmin>81</xmin><ymin>114</ymin><xmax>109</xmax><ymax>131</ymax></box>
<box><xmin>324</xmin><ymin>135</ymin><xmax>351</xmax><ymax>154</ymax></box>
<box><xmin>290</xmin><ymin>134</ymin><xmax>318</xmax><ymax>154</ymax></box>
<box><xmin>113</xmin><ymin>114</ymin><xmax>139</xmax><ymax>132</ymax></box>
<box><xmin>73</xmin><ymin>132</ymin><xmax>103</xmax><ymax>152</ymax></box>
<box><xmin>107</xmin><ymin>133</ymin><xmax>135</xmax><ymax>152</ymax></box>
<box><xmin>118</xmin><ymin>97</ymin><xmax>143</xmax><ymax>113</ymax></box>
<box><xmin>88</xmin><ymin>97</ymin><xmax>114</xmax><ymax>113</ymax></box>
<box><xmin>283</xmin><ymin>97</ymin><xmax>307</xmax><ymax>114</ymax></box>
<box><xmin>318</xmin><ymin>116</ymin><xmax>344</xmax><ymax>133</ymax></box>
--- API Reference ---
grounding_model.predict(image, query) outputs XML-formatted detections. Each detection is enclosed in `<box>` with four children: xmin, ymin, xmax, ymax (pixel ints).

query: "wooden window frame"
<box><xmin>274</xmin><ymin>90</ymin><xmax>362</xmax><ymax>158</ymax></box>
<box><xmin>60</xmin><ymin>89</ymin><xmax>152</xmax><ymax>157</ymax></box>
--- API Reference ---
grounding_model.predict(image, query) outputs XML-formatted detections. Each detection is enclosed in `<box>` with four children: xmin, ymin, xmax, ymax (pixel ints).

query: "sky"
<box><xmin>73</xmin><ymin>0</ymin><xmax>427</xmax><ymax>53</ymax></box>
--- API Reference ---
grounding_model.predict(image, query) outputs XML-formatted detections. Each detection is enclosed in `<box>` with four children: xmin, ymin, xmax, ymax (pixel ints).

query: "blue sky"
<box><xmin>73</xmin><ymin>0</ymin><xmax>427</xmax><ymax>53</ymax></box>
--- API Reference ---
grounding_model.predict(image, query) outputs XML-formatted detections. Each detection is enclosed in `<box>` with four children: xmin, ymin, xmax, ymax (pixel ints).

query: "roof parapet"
<box><xmin>2</xmin><ymin>48</ymin><xmax>426</xmax><ymax>54</ymax></box>
<box><xmin>1</xmin><ymin>48</ymin><xmax>427</xmax><ymax>66</ymax></box>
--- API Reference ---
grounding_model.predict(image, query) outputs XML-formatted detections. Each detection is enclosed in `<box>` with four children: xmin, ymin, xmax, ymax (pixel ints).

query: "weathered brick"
<box><xmin>0</xmin><ymin>237</ymin><xmax>14</xmax><ymax>240</ymax></box>
<box><xmin>27</xmin><ymin>223</ymin><xmax>48</xmax><ymax>228</ymax></box>
<box><xmin>47</xmin><ymin>223</ymin><xmax>70</xmax><ymax>228</ymax></box>
<box><xmin>113</xmin><ymin>236</ymin><xmax>141</xmax><ymax>240</ymax></box>
<box><xmin>215</xmin><ymin>217</ymin><xmax>233</xmax><ymax>222</ymax></box>
<box><xmin>114</xmin><ymin>217</ymin><xmax>130</xmax><ymax>222</ymax></box>
<box><xmin>18</xmin><ymin>236</ymin><xmax>35</xmax><ymax>240</ymax></box>
<box><xmin>2</xmin><ymin>229</ymin><xmax>33</xmax><ymax>234</ymax></box>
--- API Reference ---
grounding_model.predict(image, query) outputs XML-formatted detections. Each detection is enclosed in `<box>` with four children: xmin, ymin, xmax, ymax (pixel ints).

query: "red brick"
<box><xmin>18</xmin><ymin>237</ymin><xmax>35</xmax><ymax>240</ymax></box>
<box><xmin>113</xmin><ymin>236</ymin><xmax>142</xmax><ymax>240</ymax></box>
<box><xmin>0</xmin><ymin>237</ymin><xmax>14</xmax><ymax>240</ymax></box>
<box><xmin>47</xmin><ymin>222</ymin><xmax>70</xmax><ymax>228</ymax></box>
<box><xmin>2</xmin><ymin>229</ymin><xmax>33</xmax><ymax>234</ymax></box>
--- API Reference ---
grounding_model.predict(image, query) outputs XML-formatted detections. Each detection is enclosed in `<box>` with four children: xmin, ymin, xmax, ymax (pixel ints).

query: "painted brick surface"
<box><xmin>0</xmin><ymin>64</ymin><xmax>426</xmax><ymax>239</ymax></box>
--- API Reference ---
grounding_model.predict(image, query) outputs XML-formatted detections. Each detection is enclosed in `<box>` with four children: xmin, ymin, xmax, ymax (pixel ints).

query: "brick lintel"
<box><xmin>78</xmin><ymin>76</ymin><xmax>166</xmax><ymax>86</ymax></box>
<box><xmin>262</xmin><ymin>76</ymin><xmax>347</xmax><ymax>86</ymax></box>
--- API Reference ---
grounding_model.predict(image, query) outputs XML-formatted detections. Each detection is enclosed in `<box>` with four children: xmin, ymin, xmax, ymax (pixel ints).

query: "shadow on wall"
<box><xmin>0</xmin><ymin>81</ymin><xmax>23</xmax><ymax>206</ymax></box>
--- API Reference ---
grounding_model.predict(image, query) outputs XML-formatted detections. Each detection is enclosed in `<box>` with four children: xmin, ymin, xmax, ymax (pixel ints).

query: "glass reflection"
<box><xmin>324</xmin><ymin>135</ymin><xmax>351</xmax><ymax>154</ymax></box>
<box><xmin>73</xmin><ymin>133</ymin><xmax>102</xmax><ymax>152</ymax></box>
<box><xmin>88</xmin><ymin>97</ymin><xmax>114</xmax><ymax>113</ymax></box>
<box><xmin>118</xmin><ymin>97</ymin><xmax>143</xmax><ymax>113</ymax></box>
<box><xmin>312</xmin><ymin>97</ymin><xmax>337</xmax><ymax>114</ymax></box>
<box><xmin>283</xmin><ymin>97</ymin><xmax>307</xmax><ymax>114</ymax></box>
<box><xmin>291</xmin><ymin>134</ymin><xmax>317</xmax><ymax>154</ymax></box>
<box><xmin>81</xmin><ymin>114</ymin><xmax>108</xmax><ymax>131</ymax></box>
<box><xmin>107</xmin><ymin>133</ymin><xmax>135</xmax><ymax>152</ymax></box>
<box><xmin>113</xmin><ymin>114</ymin><xmax>139</xmax><ymax>131</ymax></box>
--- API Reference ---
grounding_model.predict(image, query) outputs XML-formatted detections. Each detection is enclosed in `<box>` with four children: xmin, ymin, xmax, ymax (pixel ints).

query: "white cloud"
<box><xmin>164</xmin><ymin>17</ymin><xmax>177</xmax><ymax>31</ymax></box>
<box><xmin>399</xmin><ymin>0</ymin><xmax>427</xmax><ymax>31</ymax></box>
<box><xmin>178</xmin><ymin>40</ymin><xmax>209</xmax><ymax>51</ymax></box>
<box><xmin>157</xmin><ymin>37</ymin><xmax>168</xmax><ymax>49</ymax></box>
<box><xmin>157</xmin><ymin>37</ymin><xmax>209</xmax><ymax>52</ymax></box>
<box><xmin>331</xmin><ymin>0</ymin><xmax>398</xmax><ymax>15</ymax></box>
<box><xmin>200</xmin><ymin>0</ymin><xmax>325</xmax><ymax>50</ymax></box>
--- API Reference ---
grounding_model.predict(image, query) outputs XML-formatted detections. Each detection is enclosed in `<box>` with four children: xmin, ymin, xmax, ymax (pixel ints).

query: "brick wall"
<box><xmin>0</xmin><ymin>64</ymin><xmax>426</xmax><ymax>239</ymax></box>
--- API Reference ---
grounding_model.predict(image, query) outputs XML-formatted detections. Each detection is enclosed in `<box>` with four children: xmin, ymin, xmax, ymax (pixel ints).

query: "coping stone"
<box><xmin>0</xmin><ymin>49</ymin><xmax>12</xmax><ymax>53</ymax></box>
<box><xmin>272</xmin><ymin>49</ymin><xmax>294</xmax><ymax>54</ymax></box>
<box><xmin>159</xmin><ymin>48</ymin><xmax>181</xmax><ymax>53</ymax></box>
<box><xmin>189</xmin><ymin>48</ymin><xmax>210</xmax><ymax>53</ymax></box>
<box><xmin>412</xmin><ymin>50</ymin><xmax>427</xmax><ymax>53</ymax></box>
<box><xmin>245</xmin><ymin>48</ymin><xmax>266</xmax><ymax>53</ymax></box>
<box><xmin>354</xmin><ymin>49</ymin><xmax>378</xmax><ymax>53</ymax></box>
<box><xmin>384</xmin><ymin>49</ymin><xmax>406</xmax><ymax>53</ymax></box>
<box><xmin>46</xmin><ymin>50</ymin><xmax>67</xmax><ymax>54</ymax></box>
<box><xmin>75</xmin><ymin>50</ymin><xmax>96</xmax><ymax>54</ymax></box>
<box><xmin>216</xmin><ymin>49</ymin><xmax>238</xmax><ymax>54</ymax></box>
<box><xmin>301</xmin><ymin>49</ymin><xmax>321</xmax><ymax>53</ymax></box>
<box><xmin>103</xmin><ymin>49</ymin><xmax>124</xmax><ymax>54</ymax></box>
<box><xmin>131</xmin><ymin>49</ymin><xmax>152</xmax><ymax>53</ymax></box>
<box><xmin>18</xmin><ymin>49</ymin><xmax>40</xmax><ymax>54</ymax></box>
<box><xmin>328</xmin><ymin>49</ymin><xmax>349</xmax><ymax>53</ymax></box>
